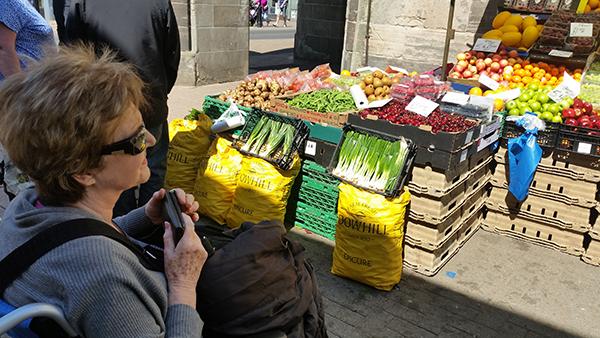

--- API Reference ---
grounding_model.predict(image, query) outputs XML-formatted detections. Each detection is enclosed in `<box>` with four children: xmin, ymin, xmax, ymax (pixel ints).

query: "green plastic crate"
<box><xmin>295</xmin><ymin>201</ymin><xmax>337</xmax><ymax>241</ymax></box>
<box><xmin>202</xmin><ymin>95</ymin><xmax>252</xmax><ymax>120</ymax></box>
<box><xmin>301</xmin><ymin>161</ymin><xmax>339</xmax><ymax>187</ymax></box>
<box><xmin>303</xmin><ymin>121</ymin><xmax>343</xmax><ymax>144</ymax></box>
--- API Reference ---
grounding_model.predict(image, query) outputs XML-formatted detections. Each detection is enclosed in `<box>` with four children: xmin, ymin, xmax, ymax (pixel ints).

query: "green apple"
<box><xmin>519</xmin><ymin>93</ymin><xmax>532</xmax><ymax>102</ymax></box>
<box><xmin>566</xmin><ymin>97</ymin><xmax>574</xmax><ymax>106</ymax></box>
<box><xmin>518</xmin><ymin>102</ymin><xmax>529</xmax><ymax>110</ymax></box>
<box><xmin>537</xmin><ymin>93</ymin><xmax>550</xmax><ymax>104</ymax></box>
<box><xmin>542</xmin><ymin>103</ymin><xmax>550</xmax><ymax>111</ymax></box>
<box><xmin>520</xmin><ymin>106</ymin><xmax>532</xmax><ymax>115</ymax></box>
<box><xmin>551</xmin><ymin>115</ymin><xmax>563</xmax><ymax>123</ymax></box>
<box><xmin>541</xmin><ymin>111</ymin><xmax>554</xmax><ymax>121</ymax></box>
<box><xmin>530</xmin><ymin>101</ymin><xmax>542</xmax><ymax>112</ymax></box>
<box><xmin>548</xmin><ymin>104</ymin><xmax>560</xmax><ymax>114</ymax></box>
<box><xmin>528</xmin><ymin>83</ymin><xmax>540</xmax><ymax>91</ymax></box>
<box><xmin>508</xmin><ymin>108</ymin><xmax>521</xmax><ymax>116</ymax></box>
<box><xmin>506</xmin><ymin>101</ymin><xmax>518</xmax><ymax>110</ymax></box>
<box><xmin>559</xmin><ymin>99</ymin><xmax>571</xmax><ymax>110</ymax></box>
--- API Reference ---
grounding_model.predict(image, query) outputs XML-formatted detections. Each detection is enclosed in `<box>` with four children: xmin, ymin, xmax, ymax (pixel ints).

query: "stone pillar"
<box><xmin>176</xmin><ymin>0</ymin><xmax>249</xmax><ymax>86</ymax></box>
<box><xmin>294</xmin><ymin>0</ymin><xmax>348</xmax><ymax>72</ymax></box>
<box><xmin>342</xmin><ymin>0</ymin><xmax>497</xmax><ymax>73</ymax></box>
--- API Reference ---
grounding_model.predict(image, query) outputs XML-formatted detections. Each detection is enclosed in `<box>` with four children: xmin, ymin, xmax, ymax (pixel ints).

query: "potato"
<box><xmin>373</xmin><ymin>78</ymin><xmax>383</xmax><ymax>88</ymax></box>
<box><xmin>373</xmin><ymin>70</ymin><xmax>384</xmax><ymax>79</ymax></box>
<box><xmin>364</xmin><ymin>75</ymin><xmax>374</xmax><ymax>85</ymax></box>
<box><xmin>359</xmin><ymin>81</ymin><xmax>366</xmax><ymax>90</ymax></box>
<box><xmin>374</xmin><ymin>87</ymin><xmax>384</xmax><ymax>96</ymax></box>
<box><xmin>364</xmin><ymin>84</ymin><xmax>375</xmax><ymax>95</ymax></box>
<box><xmin>382</xmin><ymin>76</ymin><xmax>392</xmax><ymax>86</ymax></box>
<box><xmin>367</xmin><ymin>94</ymin><xmax>376</xmax><ymax>101</ymax></box>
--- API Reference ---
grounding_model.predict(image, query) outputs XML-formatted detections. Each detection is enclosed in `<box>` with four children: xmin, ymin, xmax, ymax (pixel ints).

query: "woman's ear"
<box><xmin>72</xmin><ymin>173</ymin><xmax>96</xmax><ymax>187</ymax></box>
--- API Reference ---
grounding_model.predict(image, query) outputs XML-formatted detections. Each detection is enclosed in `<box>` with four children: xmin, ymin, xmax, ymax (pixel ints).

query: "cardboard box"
<box><xmin>582</xmin><ymin>237</ymin><xmax>600</xmax><ymax>267</ymax></box>
<box><xmin>486</xmin><ymin>187</ymin><xmax>593</xmax><ymax>233</ymax></box>
<box><xmin>404</xmin><ymin>209</ymin><xmax>482</xmax><ymax>276</ymax></box>
<box><xmin>410</xmin><ymin>181</ymin><xmax>467</xmax><ymax>220</ymax></box>
<box><xmin>410</xmin><ymin>174</ymin><xmax>491</xmax><ymax>224</ymax></box>
<box><xmin>491</xmin><ymin>161</ymin><xmax>599</xmax><ymax>208</ymax></box>
<box><xmin>496</xmin><ymin>146</ymin><xmax>600</xmax><ymax>183</ymax></box>
<box><xmin>271</xmin><ymin>98</ymin><xmax>351</xmax><ymax>127</ymax></box>
<box><xmin>406</xmin><ymin>185</ymin><xmax>487</xmax><ymax>250</ymax></box>
<box><xmin>482</xmin><ymin>210</ymin><xmax>585</xmax><ymax>256</ymax></box>
<box><xmin>347</xmin><ymin>114</ymin><xmax>480</xmax><ymax>152</ymax></box>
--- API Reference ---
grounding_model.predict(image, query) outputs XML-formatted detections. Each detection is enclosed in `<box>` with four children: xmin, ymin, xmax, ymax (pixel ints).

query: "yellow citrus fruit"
<box><xmin>493</xmin><ymin>11</ymin><xmax>512</xmax><ymax>29</ymax></box>
<box><xmin>500</xmin><ymin>25</ymin><xmax>520</xmax><ymax>33</ymax></box>
<box><xmin>522</xmin><ymin>16</ymin><xmax>537</xmax><ymax>31</ymax></box>
<box><xmin>469</xmin><ymin>87</ymin><xmax>483</xmax><ymax>96</ymax></box>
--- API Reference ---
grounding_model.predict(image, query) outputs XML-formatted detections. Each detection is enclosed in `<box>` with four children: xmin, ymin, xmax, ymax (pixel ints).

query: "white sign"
<box><xmin>577</xmin><ymin>142</ymin><xmax>592</xmax><ymax>154</ymax></box>
<box><xmin>460</xmin><ymin>149</ymin><xmax>468</xmax><ymax>163</ymax></box>
<box><xmin>406</xmin><ymin>95</ymin><xmax>439</xmax><ymax>117</ymax></box>
<box><xmin>549</xmin><ymin>50</ymin><xmax>574</xmax><ymax>58</ymax></box>
<box><xmin>442</xmin><ymin>92</ymin><xmax>470</xmax><ymax>105</ymax></box>
<box><xmin>478</xmin><ymin>74</ymin><xmax>500</xmax><ymax>91</ymax></box>
<box><xmin>489</xmin><ymin>88</ymin><xmax>521</xmax><ymax>101</ymax></box>
<box><xmin>469</xmin><ymin>95</ymin><xmax>495</xmax><ymax>115</ymax></box>
<box><xmin>473</xmin><ymin>38</ymin><xmax>502</xmax><ymax>53</ymax></box>
<box><xmin>304</xmin><ymin>141</ymin><xmax>317</xmax><ymax>156</ymax></box>
<box><xmin>570</xmin><ymin>23</ymin><xmax>594</xmax><ymax>37</ymax></box>
<box><xmin>549</xmin><ymin>72</ymin><xmax>580</xmax><ymax>103</ymax></box>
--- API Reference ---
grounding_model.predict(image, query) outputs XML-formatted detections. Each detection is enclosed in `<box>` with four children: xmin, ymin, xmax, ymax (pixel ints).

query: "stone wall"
<box><xmin>176</xmin><ymin>0</ymin><xmax>249</xmax><ymax>86</ymax></box>
<box><xmin>343</xmin><ymin>0</ymin><xmax>498</xmax><ymax>72</ymax></box>
<box><xmin>294</xmin><ymin>0</ymin><xmax>348</xmax><ymax>72</ymax></box>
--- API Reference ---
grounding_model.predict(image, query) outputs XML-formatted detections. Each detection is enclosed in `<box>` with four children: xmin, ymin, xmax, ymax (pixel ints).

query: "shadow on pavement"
<box><xmin>288</xmin><ymin>230</ymin><xmax>580</xmax><ymax>338</ymax></box>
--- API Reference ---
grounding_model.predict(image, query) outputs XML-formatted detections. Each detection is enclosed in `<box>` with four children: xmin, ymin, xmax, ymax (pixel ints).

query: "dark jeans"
<box><xmin>113</xmin><ymin>122</ymin><xmax>169</xmax><ymax>217</ymax></box>
<box><xmin>256</xmin><ymin>5</ymin><xmax>263</xmax><ymax>27</ymax></box>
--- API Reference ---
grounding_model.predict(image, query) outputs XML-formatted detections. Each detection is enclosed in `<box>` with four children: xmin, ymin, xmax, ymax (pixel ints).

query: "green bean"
<box><xmin>287</xmin><ymin>90</ymin><xmax>355</xmax><ymax>113</ymax></box>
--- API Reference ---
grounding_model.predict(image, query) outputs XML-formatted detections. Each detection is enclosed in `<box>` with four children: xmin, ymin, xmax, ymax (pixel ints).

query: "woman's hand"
<box><xmin>163</xmin><ymin>213</ymin><xmax>208</xmax><ymax>308</ymax></box>
<box><xmin>145</xmin><ymin>188</ymin><xmax>200</xmax><ymax>225</ymax></box>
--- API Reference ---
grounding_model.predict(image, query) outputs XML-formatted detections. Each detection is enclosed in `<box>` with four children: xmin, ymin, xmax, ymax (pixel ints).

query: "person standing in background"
<box><xmin>273</xmin><ymin>0</ymin><xmax>288</xmax><ymax>27</ymax></box>
<box><xmin>54</xmin><ymin>0</ymin><xmax>181</xmax><ymax>217</ymax></box>
<box><xmin>0</xmin><ymin>0</ymin><xmax>55</xmax><ymax>200</ymax></box>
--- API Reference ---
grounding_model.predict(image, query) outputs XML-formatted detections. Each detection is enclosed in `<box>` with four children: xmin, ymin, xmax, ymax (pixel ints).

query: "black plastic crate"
<box><xmin>233</xmin><ymin>109</ymin><xmax>309</xmax><ymax>170</ymax></box>
<box><xmin>557</xmin><ymin>124</ymin><xmax>600</xmax><ymax>158</ymax></box>
<box><xmin>327</xmin><ymin>124</ymin><xmax>417</xmax><ymax>198</ymax></box>
<box><xmin>501</xmin><ymin>120</ymin><xmax>559</xmax><ymax>148</ymax></box>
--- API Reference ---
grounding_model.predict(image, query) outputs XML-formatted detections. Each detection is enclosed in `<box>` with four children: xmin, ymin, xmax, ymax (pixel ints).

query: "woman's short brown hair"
<box><xmin>0</xmin><ymin>45</ymin><xmax>145</xmax><ymax>205</ymax></box>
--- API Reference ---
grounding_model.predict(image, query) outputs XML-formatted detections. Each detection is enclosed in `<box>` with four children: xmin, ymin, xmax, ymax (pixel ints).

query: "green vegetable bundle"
<box><xmin>241</xmin><ymin>116</ymin><xmax>296</xmax><ymax>159</ymax></box>
<box><xmin>333</xmin><ymin>131</ymin><xmax>411</xmax><ymax>193</ymax></box>
<box><xmin>287</xmin><ymin>90</ymin><xmax>355</xmax><ymax>113</ymax></box>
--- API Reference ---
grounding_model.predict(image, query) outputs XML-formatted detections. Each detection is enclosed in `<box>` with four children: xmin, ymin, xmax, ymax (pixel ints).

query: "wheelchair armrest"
<box><xmin>0</xmin><ymin>303</ymin><xmax>77</xmax><ymax>336</ymax></box>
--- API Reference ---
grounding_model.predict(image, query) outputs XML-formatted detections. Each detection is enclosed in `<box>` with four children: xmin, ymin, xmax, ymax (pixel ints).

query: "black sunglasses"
<box><xmin>101</xmin><ymin>126</ymin><xmax>147</xmax><ymax>155</ymax></box>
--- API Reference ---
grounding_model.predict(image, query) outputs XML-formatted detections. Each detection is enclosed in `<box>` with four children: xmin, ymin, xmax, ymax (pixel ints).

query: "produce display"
<box><xmin>391</xmin><ymin>75</ymin><xmax>450</xmax><ymax>101</ymax></box>
<box><xmin>332</xmin><ymin>131</ymin><xmax>411</xmax><ymax>193</ymax></box>
<box><xmin>360</xmin><ymin>101</ymin><xmax>477</xmax><ymax>133</ymax></box>
<box><xmin>357</xmin><ymin>70</ymin><xmax>394</xmax><ymax>101</ymax></box>
<box><xmin>220</xmin><ymin>78</ymin><xmax>282</xmax><ymax>110</ymax></box>
<box><xmin>287</xmin><ymin>90</ymin><xmax>355</xmax><ymax>113</ymax></box>
<box><xmin>579</xmin><ymin>57</ymin><xmax>600</xmax><ymax>105</ymax></box>
<box><xmin>533</xmin><ymin>11</ymin><xmax>600</xmax><ymax>55</ymax></box>
<box><xmin>505</xmin><ymin>83</ymin><xmax>569</xmax><ymax>122</ymax></box>
<box><xmin>561</xmin><ymin>98</ymin><xmax>600</xmax><ymax>128</ymax></box>
<box><xmin>484</xmin><ymin>11</ymin><xmax>542</xmax><ymax>48</ymax></box>
<box><xmin>240</xmin><ymin>116</ymin><xmax>296</xmax><ymax>159</ymax></box>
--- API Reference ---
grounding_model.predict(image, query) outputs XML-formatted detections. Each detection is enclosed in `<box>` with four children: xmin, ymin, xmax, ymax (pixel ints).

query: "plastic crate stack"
<box><xmin>403</xmin><ymin>148</ymin><xmax>493</xmax><ymax>276</ymax></box>
<box><xmin>291</xmin><ymin>161</ymin><xmax>340</xmax><ymax>241</ymax></box>
<box><xmin>485</xmin><ymin>147</ymin><xmax>600</xmax><ymax>262</ymax></box>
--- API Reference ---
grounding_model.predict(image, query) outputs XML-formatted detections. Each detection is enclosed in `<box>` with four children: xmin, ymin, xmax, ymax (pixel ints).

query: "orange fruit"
<box><xmin>503</xmin><ymin>73</ymin><xmax>512</xmax><ymax>81</ymax></box>
<box><xmin>514</xmin><ymin>64</ymin><xmax>522</xmax><ymax>70</ymax></box>
<box><xmin>574</xmin><ymin>68</ymin><xmax>583</xmax><ymax>74</ymax></box>
<box><xmin>545</xmin><ymin>73</ymin><xmax>552</xmax><ymax>80</ymax></box>
<box><xmin>512</xmin><ymin>75</ymin><xmax>522</xmax><ymax>83</ymax></box>
<box><xmin>509</xmin><ymin>82</ymin><xmax>518</xmax><ymax>89</ymax></box>
<box><xmin>469</xmin><ymin>87</ymin><xmax>483</xmax><ymax>96</ymax></box>
<box><xmin>522</xmin><ymin>76</ymin><xmax>533</xmax><ymax>84</ymax></box>
<box><xmin>517</xmin><ymin>82</ymin><xmax>525</xmax><ymax>88</ymax></box>
<box><xmin>524</xmin><ymin>70</ymin><xmax>533</xmax><ymax>77</ymax></box>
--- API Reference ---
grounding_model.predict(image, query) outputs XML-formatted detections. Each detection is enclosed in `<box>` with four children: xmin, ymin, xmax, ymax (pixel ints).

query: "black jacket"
<box><xmin>54</xmin><ymin>0</ymin><xmax>180</xmax><ymax>128</ymax></box>
<box><xmin>197</xmin><ymin>221</ymin><xmax>328</xmax><ymax>338</ymax></box>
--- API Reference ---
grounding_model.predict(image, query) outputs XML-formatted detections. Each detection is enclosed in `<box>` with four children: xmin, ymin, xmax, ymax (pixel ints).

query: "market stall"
<box><xmin>165</xmin><ymin>0</ymin><xmax>600</xmax><ymax>290</ymax></box>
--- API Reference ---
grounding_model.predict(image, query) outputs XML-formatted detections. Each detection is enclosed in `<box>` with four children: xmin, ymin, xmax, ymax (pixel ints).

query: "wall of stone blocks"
<box><xmin>342</xmin><ymin>0</ymin><xmax>499</xmax><ymax>72</ymax></box>
<box><xmin>294</xmin><ymin>0</ymin><xmax>348</xmax><ymax>72</ymax></box>
<box><xmin>176</xmin><ymin>0</ymin><xmax>249</xmax><ymax>86</ymax></box>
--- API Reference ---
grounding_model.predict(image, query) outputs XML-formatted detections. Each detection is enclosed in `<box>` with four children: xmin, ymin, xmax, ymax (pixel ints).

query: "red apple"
<box><xmin>562</xmin><ymin>108</ymin><xmax>576</xmax><ymax>119</ymax></box>
<box><xmin>573</xmin><ymin>98</ymin><xmax>584</xmax><ymax>110</ymax></box>
<box><xmin>469</xmin><ymin>65</ymin><xmax>478</xmax><ymax>73</ymax></box>
<box><xmin>450</xmin><ymin>72</ymin><xmax>462</xmax><ymax>79</ymax></box>
<box><xmin>472</xmin><ymin>74</ymin><xmax>480</xmax><ymax>80</ymax></box>
<box><xmin>492</xmin><ymin>55</ymin><xmax>502</xmax><ymax>63</ymax></box>
<box><xmin>465</xmin><ymin>51</ymin><xmax>473</xmax><ymax>59</ymax></box>
<box><xmin>507</xmin><ymin>57</ymin><xmax>517</xmax><ymax>65</ymax></box>
<box><xmin>583</xmin><ymin>102</ymin><xmax>593</xmax><ymax>114</ymax></box>
<box><xmin>476</xmin><ymin>52</ymin><xmax>486</xmax><ymax>59</ymax></box>
<box><xmin>457</xmin><ymin>52</ymin><xmax>467</xmax><ymax>61</ymax></box>
<box><xmin>455</xmin><ymin>64</ymin><xmax>466</xmax><ymax>73</ymax></box>
<box><xmin>476</xmin><ymin>61</ymin><xmax>486</xmax><ymax>71</ymax></box>
<box><xmin>565</xmin><ymin>118</ymin><xmax>579</xmax><ymax>126</ymax></box>
<box><xmin>500</xmin><ymin>59</ymin><xmax>509</xmax><ymax>68</ymax></box>
<box><xmin>463</xmin><ymin>70</ymin><xmax>473</xmax><ymax>78</ymax></box>
<box><xmin>486</xmin><ymin>66</ymin><xmax>492</xmax><ymax>73</ymax></box>
<box><xmin>500</xmin><ymin>49</ymin><xmax>508</xmax><ymax>56</ymax></box>
<box><xmin>484</xmin><ymin>58</ymin><xmax>493</xmax><ymax>66</ymax></box>
<box><xmin>575</xmin><ymin>108</ymin><xmax>583</xmax><ymax>118</ymax></box>
<box><xmin>469</xmin><ymin>58</ymin><xmax>477</xmax><ymax>65</ymax></box>
<box><xmin>491</xmin><ymin>62</ymin><xmax>501</xmax><ymax>73</ymax></box>
<box><xmin>479</xmin><ymin>70</ymin><xmax>489</xmax><ymax>77</ymax></box>
<box><xmin>491</xmin><ymin>73</ymin><xmax>502</xmax><ymax>82</ymax></box>
<box><xmin>458</xmin><ymin>60</ymin><xmax>469</xmax><ymax>68</ymax></box>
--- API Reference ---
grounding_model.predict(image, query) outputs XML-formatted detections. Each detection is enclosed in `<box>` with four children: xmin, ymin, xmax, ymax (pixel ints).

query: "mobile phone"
<box><xmin>162</xmin><ymin>189</ymin><xmax>185</xmax><ymax>244</ymax></box>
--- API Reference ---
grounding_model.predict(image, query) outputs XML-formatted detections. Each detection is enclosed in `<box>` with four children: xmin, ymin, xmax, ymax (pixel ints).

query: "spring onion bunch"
<box><xmin>333</xmin><ymin>131</ymin><xmax>410</xmax><ymax>193</ymax></box>
<box><xmin>241</xmin><ymin>116</ymin><xmax>296</xmax><ymax>159</ymax></box>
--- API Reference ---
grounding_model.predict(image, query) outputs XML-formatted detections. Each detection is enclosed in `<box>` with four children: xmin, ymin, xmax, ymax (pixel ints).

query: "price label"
<box><xmin>305</xmin><ymin>141</ymin><xmax>317</xmax><ymax>156</ymax></box>
<box><xmin>549</xmin><ymin>72</ymin><xmax>580</xmax><ymax>103</ymax></box>
<box><xmin>406</xmin><ymin>95</ymin><xmax>439</xmax><ymax>117</ymax></box>
<box><xmin>473</xmin><ymin>38</ymin><xmax>502</xmax><ymax>53</ymax></box>
<box><xmin>577</xmin><ymin>142</ymin><xmax>592</xmax><ymax>154</ymax></box>
<box><xmin>549</xmin><ymin>50</ymin><xmax>574</xmax><ymax>58</ymax></box>
<box><xmin>442</xmin><ymin>92</ymin><xmax>469</xmax><ymax>105</ymax></box>
<box><xmin>478</xmin><ymin>74</ymin><xmax>500</xmax><ymax>91</ymax></box>
<box><xmin>570</xmin><ymin>23</ymin><xmax>593</xmax><ymax>37</ymax></box>
<box><xmin>460</xmin><ymin>149</ymin><xmax>468</xmax><ymax>163</ymax></box>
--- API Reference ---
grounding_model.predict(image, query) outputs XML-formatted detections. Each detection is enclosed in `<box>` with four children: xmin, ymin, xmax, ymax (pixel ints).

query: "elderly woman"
<box><xmin>0</xmin><ymin>46</ymin><xmax>207</xmax><ymax>337</ymax></box>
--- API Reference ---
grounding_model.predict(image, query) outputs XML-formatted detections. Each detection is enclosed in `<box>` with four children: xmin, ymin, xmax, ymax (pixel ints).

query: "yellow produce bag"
<box><xmin>165</xmin><ymin>115</ymin><xmax>212</xmax><ymax>193</ymax></box>
<box><xmin>332</xmin><ymin>183</ymin><xmax>410</xmax><ymax>291</ymax></box>
<box><xmin>194</xmin><ymin>138</ymin><xmax>243</xmax><ymax>225</ymax></box>
<box><xmin>226</xmin><ymin>155</ymin><xmax>301</xmax><ymax>229</ymax></box>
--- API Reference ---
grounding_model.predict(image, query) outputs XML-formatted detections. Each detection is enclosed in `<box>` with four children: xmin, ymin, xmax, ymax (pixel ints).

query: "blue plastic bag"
<box><xmin>507</xmin><ymin>113</ymin><xmax>543</xmax><ymax>202</ymax></box>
